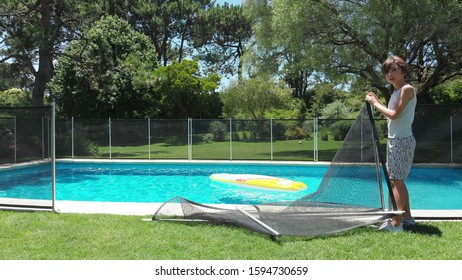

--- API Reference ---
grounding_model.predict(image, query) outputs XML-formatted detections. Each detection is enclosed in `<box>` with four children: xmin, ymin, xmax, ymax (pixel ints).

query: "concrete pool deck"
<box><xmin>56</xmin><ymin>201</ymin><xmax>462</xmax><ymax>220</ymax></box>
<box><xmin>1</xmin><ymin>198</ymin><xmax>462</xmax><ymax>221</ymax></box>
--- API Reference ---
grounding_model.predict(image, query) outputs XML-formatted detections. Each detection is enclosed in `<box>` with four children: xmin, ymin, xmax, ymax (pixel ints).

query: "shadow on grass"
<box><xmin>272</xmin><ymin>226</ymin><xmax>371</xmax><ymax>244</ymax></box>
<box><xmin>404</xmin><ymin>223</ymin><xmax>442</xmax><ymax>236</ymax></box>
<box><xmin>273</xmin><ymin>223</ymin><xmax>444</xmax><ymax>243</ymax></box>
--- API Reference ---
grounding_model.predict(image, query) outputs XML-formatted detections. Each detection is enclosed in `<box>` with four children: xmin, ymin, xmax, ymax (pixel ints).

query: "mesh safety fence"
<box><xmin>53</xmin><ymin>104</ymin><xmax>461</xmax><ymax>163</ymax></box>
<box><xmin>0</xmin><ymin>106</ymin><xmax>54</xmax><ymax>209</ymax></box>
<box><xmin>413</xmin><ymin>105</ymin><xmax>462</xmax><ymax>163</ymax></box>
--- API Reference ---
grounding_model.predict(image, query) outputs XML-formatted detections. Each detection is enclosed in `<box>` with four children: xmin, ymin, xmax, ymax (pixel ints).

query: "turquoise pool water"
<box><xmin>0</xmin><ymin>162</ymin><xmax>461</xmax><ymax>209</ymax></box>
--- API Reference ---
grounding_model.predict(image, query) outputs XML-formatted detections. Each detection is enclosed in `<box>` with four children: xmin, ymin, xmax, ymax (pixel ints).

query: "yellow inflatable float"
<box><xmin>210</xmin><ymin>173</ymin><xmax>307</xmax><ymax>192</ymax></box>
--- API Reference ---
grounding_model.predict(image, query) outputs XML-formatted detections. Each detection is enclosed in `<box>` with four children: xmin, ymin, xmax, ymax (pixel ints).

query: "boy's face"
<box><xmin>385</xmin><ymin>62</ymin><xmax>405</xmax><ymax>84</ymax></box>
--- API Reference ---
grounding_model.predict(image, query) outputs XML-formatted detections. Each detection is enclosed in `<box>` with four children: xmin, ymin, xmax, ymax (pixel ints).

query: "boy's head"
<box><xmin>381</xmin><ymin>55</ymin><xmax>408</xmax><ymax>76</ymax></box>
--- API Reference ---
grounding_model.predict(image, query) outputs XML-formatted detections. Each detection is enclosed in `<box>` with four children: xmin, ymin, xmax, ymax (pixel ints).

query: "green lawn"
<box><xmin>96</xmin><ymin>139</ymin><xmax>343</xmax><ymax>161</ymax></box>
<box><xmin>1</xmin><ymin>211</ymin><xmax>460</xmax><ymax>260</ymax></box>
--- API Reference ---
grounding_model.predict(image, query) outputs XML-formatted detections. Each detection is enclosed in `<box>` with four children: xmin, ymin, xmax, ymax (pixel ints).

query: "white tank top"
<box><xmin>387</xmin><ymin>86</ymin><xmax>416</xmax><ymax>138</ymax></box>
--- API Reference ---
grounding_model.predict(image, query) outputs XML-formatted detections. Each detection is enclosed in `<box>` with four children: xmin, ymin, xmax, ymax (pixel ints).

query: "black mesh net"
<box><xmin>413</xmin><ymin>104</ymin><xmax>462</xmax><ymax>163</ymax></box>
<box><xmin>0</xmin><ymin>106</ymin><xmax>54</xmax><ymax>210</ymax></box>
<box><xmin>153</xmin><ymin>103</ymin><xmax>397</xmax><ymax>237</ymax></box>
<box><xmin>0</xmin><ymin>106</ymin><xmax>52</xmax><ymax>164</ymax></box>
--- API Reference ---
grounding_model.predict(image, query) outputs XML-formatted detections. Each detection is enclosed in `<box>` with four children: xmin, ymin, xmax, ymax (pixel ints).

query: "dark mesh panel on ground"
<box><xmin>153</xmin><ymin>104</ymin><xmax>395</xmax><ymax>237</ymax></box>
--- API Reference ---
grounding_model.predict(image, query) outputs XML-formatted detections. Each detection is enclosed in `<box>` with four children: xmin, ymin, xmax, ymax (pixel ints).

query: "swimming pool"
<box><xmin>0</xmin><ymin>161</ymin><xmax>461</xmax><ymax>209</ymax></box>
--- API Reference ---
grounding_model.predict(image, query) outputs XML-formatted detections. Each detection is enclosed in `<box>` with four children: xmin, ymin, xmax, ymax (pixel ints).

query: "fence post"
<box><xmin>313</xmin><ymin>117</ymin><xmax>318</xmax><ymax>162</ymax></box>
<box><xmin>450</xmin><ymin>115</ymin><xmax>453</xmax><ymax>163</ymax></box>
<box><xmin>270</xmin><ymin>119</ymin><xmax>273</xmax><ymax>161</ymax></box>
<box><xmin>188</xmin><ymin>118</ymin><xmax>192</xmax><ymax>160</ymax></box>
<box><xmin>71</xmin><ymin>117</ymin><xmax>74</xmax><ymax>159</ymax></box>
<box><xmin>41</xmin><ymin>117</ymin><xmax>45</xmax><ymax>159</ymax></box>
<box><xmin>148</xmin><ymin>118</ymin><xmax>151</xmax><ymax>160</ymax></box>
<box><xmin>51</xmin><ymin>102</ymin><xmax>56</xmax><ymax>211</ymax></box>
<box><xmin>13</xmin><ymin>115</ymin><xmax>17</xmax><ymax>163</ymax></box>
<box><xmin>229</xmin><ymin>118</ymin><xmax>233</xmax><ymax>161</ymax></box>
<box><xmin>108</xmin><ymin>117</ymin><xmax>112</xmax><ymax>160</ymax></box>
<box><xmin>360</xmin><ymin>114</ymin><xmax>364</xmax><ymax>162</ymax></box>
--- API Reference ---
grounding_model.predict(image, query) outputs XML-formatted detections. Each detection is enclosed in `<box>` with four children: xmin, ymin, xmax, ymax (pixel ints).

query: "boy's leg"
<box><xmin>390</xmin><ymin>179</ymin><xmax>412</xmax><ymax>226</ymax></box>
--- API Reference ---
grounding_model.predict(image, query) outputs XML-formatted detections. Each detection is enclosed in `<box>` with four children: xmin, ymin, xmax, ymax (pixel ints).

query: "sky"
<box><xmin>215</xmin><ymin>0</ymin><xmax>242</xmax><ymax>6</ymax></box>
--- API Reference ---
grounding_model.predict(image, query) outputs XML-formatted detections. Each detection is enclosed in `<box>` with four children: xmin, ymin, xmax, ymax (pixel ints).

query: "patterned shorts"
<box><xmin>386</xmin><ymin>136</ymin><xmax>416</xmax><ymax>180</ymax></box>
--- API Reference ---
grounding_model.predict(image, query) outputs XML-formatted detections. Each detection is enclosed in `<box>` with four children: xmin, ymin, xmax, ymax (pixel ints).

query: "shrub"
<box><xmin>56</xmin><ymin>135</ymin><xmax>100</xmax><ymax>157</ymax></box>
<box><xmin>320</xmin><ymin>131</ymin><xmax>329</xmax><ymax>141</ymax></box>
<box><xmin>286</xmin><ymin>126</ymin><xmax>311</xmax><ymax>140</ymax></box>
<box><xmin>331</xmin><ymin>120</ymin><xmax>351</xmax><ymax>141</ymax></box>
<box><xmin>271</xmin><ymin>122</ymin><xmax>287</xmax><ymax>140</ymax></box>
<box><xmin>208</xmin><ymin>121</ymin><xmax>228</xmax><ymax>141</ymax></box>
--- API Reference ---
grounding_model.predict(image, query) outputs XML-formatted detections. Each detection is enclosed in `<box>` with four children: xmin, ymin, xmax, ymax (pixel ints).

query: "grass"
<box><xmin>1</xmin><ymin>211</ymin><xmax>461</xmax><ymax>260</ymax></box>
<box><xmin>96</xmin><ymin>139</ymin><xmax>342</xmax><ymax>161</ymax></box>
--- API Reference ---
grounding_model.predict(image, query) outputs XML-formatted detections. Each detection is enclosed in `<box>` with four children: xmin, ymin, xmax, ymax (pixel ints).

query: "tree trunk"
<box><xmin>32</xmin><ymin>0</ymin><xmax>53</xmax><ymax>106</ymax></box>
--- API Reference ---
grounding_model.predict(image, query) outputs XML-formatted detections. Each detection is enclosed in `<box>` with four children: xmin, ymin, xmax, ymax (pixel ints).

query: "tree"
<box><xmin>194</xmin><ymin>3</ymin><xmax>253</xmax><ymax>79</ymax></box>
<box><xmin>155</xmin><ymin>59</ymin><xmax>221</xmax><ymax>119</ymax></box>
<box><xmin>430</xmin><ymin>78</ymin><xmax>462</xmax><ymax>104</ymax></box>
<box><xmin>308</xmin><ymin>82</ymin><xmax>351</xmax><ymax>117</ymax></box>
<box><xmin>0</xmin><ymin>62</ymin><xmax>33</xmax><ymax>91</ymax></box>
<box><xmin>128</xmin><ymin>0</ymin><xmax>214</xmax><ymax>66</ymax></box>
<box><xmin>49</xmin><ymin>16</ymin><xmax>158</xmax><ymax>118</ymax></box>
<box><xmin>321</xmin><ymin>100</ymin><xmax>351</xmax><ymax>119</ymax></box>
<box><xmin>0</xmin><ymin>0</ymin><xmax>103</xmax><ymax>105</ymax></box>
<box><xmin>220</xmin><ymin>76</ymin><xmax>297</xmax><ymax>119</ymax></box>
<box><xmin>243</xmin><ymin>0</ymin><xmax>316</xmax><ymax>99</ymax></box>
<box><xmin>246</xmin><ymin>0</ymin><xmax>462</xmax><ymax>103</ymax></box>
<box><xmin>0</xmin><ymin>88</ymin><xmax>32</xmax><ymax>107</ymax></box>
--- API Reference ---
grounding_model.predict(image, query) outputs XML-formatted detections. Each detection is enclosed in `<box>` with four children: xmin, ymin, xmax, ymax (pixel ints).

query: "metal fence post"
<box><xmin>13</xmin><ymin>115</ymin><xmax>16</xmax><ymax>163</ymax></box>
<box><xmin>41</xmin><ymin>117</ymin><xmax>45</xmax><ymax>159</ymax></box>
<box><xmin>450</xmin><ymin>115</ymin><xmax>453</xmax><ymax>163</ymax></box>
<box><xmin>148</xmin><ymin>117</ymin><xmax>151</xmax><ymax>160</ymax></box>
<box><xmin>270</xmin><ymin>119</ymin><xmax>273</xmax><ymax>161</ymax></box>
<box><xmin>71</xmin><ymin>117</ymin><xmax>74</xmax><ymax>159</ymax></box>
<box><xmin>314</xmin><ymin>117</ymin><xmax>318</xmax><ymax>162</ymax></box>
<box><xmin>51</xmin><ymin>102</ymin><xmax>56</xmax><ymax>211</ymax></box>
<box><xmin>188</xmin><ymin>118</ymin><xmax>192</xmax><ymax>160</ymax></box>
<box><xmin>108</xmin><ymin>117</ymin><xmax>112</xmax><ymax>160</ymax></box>
<box><xmin>229</xmin><ymin>118</ymin><xmax>233</xmax><ymax>161</ymax></box>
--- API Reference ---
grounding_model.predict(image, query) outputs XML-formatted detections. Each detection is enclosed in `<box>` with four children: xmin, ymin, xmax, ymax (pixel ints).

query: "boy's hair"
<box><xmin>381</xmin><ymin>55</ymin><xmax>408</xmax><ymax>75</ymax></box>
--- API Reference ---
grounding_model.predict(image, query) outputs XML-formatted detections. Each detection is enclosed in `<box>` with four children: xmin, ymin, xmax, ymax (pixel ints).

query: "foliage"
<box><xmin>1</xmin><ymin>0</ymin><xmax>245</xmax><ymax>109</ymax></box>
<box><xmin>220</xmin><ymin>76</ymin><xmax>297</xmax><ymax>119</ymax></box>
<box><xmin>50</xmin><ymin>15</ymin><xmax>220</xmax><ymax>119</ymax></box>
<box><xmin>0</xmin><ymin>63</ymin><xmax>33</xmax><ymax>91</ymax></box>
<box><xmin>0</xmin><ymin>0</ymin><xmax>104</xmax><ymax>105</ymax></box>
<box><xmin>128</xmin><ymin>0</ymin><xmax>215</xmax><ymax>66</ymax></box>
<box><xmin>208</xmin><ymin>121</ymin><xmax>228</xmax><ymax>142</ymax></box>
<box><xmin>319</xmin><ymin>100</ymin><xmax>354</xmax><ymax>141</ymax></box>
<box><xmin>331</xmin><ymin>120</ymin><xmax>352</xmax><ymax>141</ymax></box>
<box><xmin>193</xmin><ymin>3</ymin><xmax>253</xmax><ymax>79</ymax></box>
<box><xmin>430</xmin><ymin>79</ymin><xmax>462</xmax><ymax>104</ymax></box>
<box><xmin>155</xmin><ymin>59</ymin><xmax>221</xmax><ymax>119</ymax></box>
<box><xmin>0</xmin><ymin>88</ymin><xmax>32</xmax><ymax>107</ymax></box>
<box><xmin>49</xmin><ymin>16</ymin><xmax>159</xmax><ymax>118</ymax></box>
<box><xmin>286</xmin><ymin>125</ymin><xmax>311</xmax><ymax>140</ymax></box>
<box><xmin>0</xmin><ymin>126</ymin><xmax>14</xmax><ymax>159</ymax></box>
<box><xmin>309</xmin><ymin>83</ymin><xmax>351</xmax><ymax>117</ymax></box>
<box><xmin>246</xmin><ymin>0</ymin><xmax>462</xmax><ymax>103</ymax></box>
<box><xmin>55</xmin><ymin>135</ymin><xmax>99</xmax><ymax>158</ymax></box>
<box><xmin>2</xmin><ymin>0</ymin><xmax>462</xmax><ymax>118</ymax></box>
<box><xmin>321</xmin><ymin>100</ymin><xmax>352</xmax><ymax>119</ymax></box>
